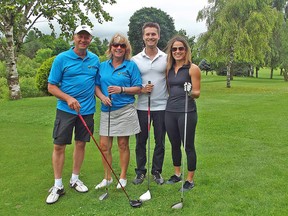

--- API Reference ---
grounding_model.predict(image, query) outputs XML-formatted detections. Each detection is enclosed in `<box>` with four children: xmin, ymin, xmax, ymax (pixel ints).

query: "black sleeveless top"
<box><xmin>166</xmin><ymin>64</ymin><xmax>197</xmax><ymax>112</ymax></box>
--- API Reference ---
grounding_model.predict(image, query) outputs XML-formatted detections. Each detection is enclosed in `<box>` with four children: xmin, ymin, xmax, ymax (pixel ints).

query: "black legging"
<box><xmin>165</xmin><ymin>111</ymin><xmax>197</xmax><ymax>171</ymax></box>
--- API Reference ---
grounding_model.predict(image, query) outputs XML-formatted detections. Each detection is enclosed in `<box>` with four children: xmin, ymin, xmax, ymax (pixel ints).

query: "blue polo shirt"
<box><xmin>48</xmin><ymin>47</ymin><xmax>100</xmax><ymax>115</ymax></box>
<box><xmin>96</xmin><ymin>59</ymin><xmax>142</xmax><ymax>112</ymax></box>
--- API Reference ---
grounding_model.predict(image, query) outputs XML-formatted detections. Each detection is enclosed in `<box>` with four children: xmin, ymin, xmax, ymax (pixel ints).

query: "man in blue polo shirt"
<box><xmin>46</xmin><ymin>25</ymin><xmax>100</xmax><ymax>204</ymax></box>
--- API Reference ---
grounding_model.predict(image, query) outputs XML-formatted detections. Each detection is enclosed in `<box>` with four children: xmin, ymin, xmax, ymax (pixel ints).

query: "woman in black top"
<box><xmin>165</xmin><ymin>36</ymin><xmax>201</xmax><ymax>191</ymax></box>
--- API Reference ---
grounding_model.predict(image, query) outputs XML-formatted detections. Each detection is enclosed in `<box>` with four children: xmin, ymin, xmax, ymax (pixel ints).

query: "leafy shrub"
<box><xmin>99</xmin><ymin>55</ymin><xmax>108</xmax><ymax>62</ymax></box>
<box><xmin>35</xmin><ymin>56</ymin><xmax>56</xmax><ymax>95</ymax></box>
<box><xmin>20</xmin><ymin>77</ymin><xmax>46</xmax><ymax>98</ymax></box>
<box><xmin>214</xmin><ymin>62</ymin><xmax>253</xmax><ymax>77</ymax></box>
<box><xmin>34</xmin><ymin>48</ymin><xmax>53</xmax><ymax>64</ymax></box>
<box><xmin>17</xmin><ymin>54</ymin><xmax>40</xmax><ymax>77</ymax></box>
<box><xmin>0</xmin><ymin>61</ymin><xmax>6</xmax><ymax>78</ymax></box>
<box><xmin>0</xmin><ymin>77</ymin><xmax>9</xmax><ymax>100</ymax></box>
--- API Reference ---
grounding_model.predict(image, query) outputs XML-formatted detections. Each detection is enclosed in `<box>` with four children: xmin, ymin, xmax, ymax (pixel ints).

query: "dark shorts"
<box><xmin>52</xmin><ymin>109</ymin><xmax>94</xmax><ymax>145</ymax></box>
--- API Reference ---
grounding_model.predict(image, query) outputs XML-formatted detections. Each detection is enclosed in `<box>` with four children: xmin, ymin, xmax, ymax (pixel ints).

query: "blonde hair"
<box><xmin>166</xmin><ymin>35</ymin><xmax>192</xmax><ymax>72</ymax></box>
<box><xmin>106</xmin><ymin>33</ymin><xmax>132</xmax><ymax>60</ymax></box>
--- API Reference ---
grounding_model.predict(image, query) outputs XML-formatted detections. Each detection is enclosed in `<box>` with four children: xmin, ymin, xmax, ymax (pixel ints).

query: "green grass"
<box><xmin>0</xmin><ymin>69</ymin><xmax>287</xmax><ymax>215</ymax></box>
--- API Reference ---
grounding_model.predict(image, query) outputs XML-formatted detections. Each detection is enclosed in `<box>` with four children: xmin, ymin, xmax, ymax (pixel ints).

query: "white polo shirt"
<box><xmin>132</xmin><ymin>48</ymin><xmax>168</xmax><ymax>111</ymax></box>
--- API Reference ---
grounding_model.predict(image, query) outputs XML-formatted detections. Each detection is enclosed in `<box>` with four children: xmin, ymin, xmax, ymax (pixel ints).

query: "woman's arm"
<box><xmin>96</xmin><ymin>85</ymin><xmax>111</xmax><ymax>106</ymax></box>
<box><xmin>189</xmin><ymin>64</ymin><xmax>201</xmax><ymax>99</ymax></box>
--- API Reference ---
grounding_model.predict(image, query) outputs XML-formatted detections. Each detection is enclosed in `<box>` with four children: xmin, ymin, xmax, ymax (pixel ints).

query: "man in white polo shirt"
<box><xmin>131</xmin><ymin>22</ymin><xmax>168</xmax><ymax>185</ymax></box>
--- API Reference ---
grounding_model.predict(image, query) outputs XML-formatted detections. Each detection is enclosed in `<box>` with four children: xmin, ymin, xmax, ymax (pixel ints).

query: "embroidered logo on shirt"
<box><xmin>88</xmin><ymin>66</ymin><xmax>98</xmax><ymax>69</ymax></box>
<box><xmin>118</xmin><ymin>71</ymin><xmax>130</xmax><ymax>78</ymax></box>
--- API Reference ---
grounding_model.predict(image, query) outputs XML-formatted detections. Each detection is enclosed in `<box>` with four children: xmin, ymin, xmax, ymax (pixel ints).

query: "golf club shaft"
<box><xmin>108</xmin><ymin>94</ymin><xmax>111</xmax><ymax>137</ymax></box>
<box><xmin>147</xmin><ymin>81</ymin><xmax>151</xmax><ymax>189</ymax></box>
<box><xmin>181</xmin><ymin>83</ymin><xmax>189</xmax><ymax>202</ymax></box>
<box><xmin>105</xmin><ymin>95</ymin><xmax>112</xmax><ymax>192</ymax></box>
<box><xmin>78</xmin><ymin>114</ymin><xmax>131</xmax><ymax>201</ymax></box>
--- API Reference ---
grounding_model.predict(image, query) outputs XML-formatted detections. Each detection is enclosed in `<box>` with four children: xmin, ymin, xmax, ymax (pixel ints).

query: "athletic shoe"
<box><xmin>153</xmin><ymin>171</ymin><xmax>164</xmax><ymax>185</ymax></box>
<box><xmin>95</xmin><ymin>178</ymin><xmax>113</xmax><ymax>189</ymax></box>
<box><xmin>179</xmin><ymin>181</ymin><xmax>194</xmax><ymax>192</ymax></box>
<box><xmin>46</xmin><ymin>185</ymin><xmax>65</xmax><ymax>204</ymax></box>
<box><xmin>116</xmin><ymin>178</ymin><xmax>127</xmax><ymax>189</ymax></box>
<box><xmin>132</xmin><ymin>173</ymin><xmax>145</xmax><ymax>185</ymax></box>
<box><xmin>69</xmin><ymin>179</ymin><xmax>88</xmax><ymax>192</ymax></box>
<box><xmin>166</xmin><ymin>174</ymin><xmax>182</xmax><ymax>184</ymax></box>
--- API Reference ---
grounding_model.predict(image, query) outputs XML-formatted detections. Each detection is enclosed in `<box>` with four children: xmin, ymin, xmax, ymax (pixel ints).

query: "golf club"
<box><xmin>171</xmin><ymin>82</ymin><xmax>191</xmax><ymax>209</ymax></box>
<box><xmin>78</xmin><ymin>113</ymin><xmax>142</xmax><ymax>208</ymax></box>
<box><xmin>139</xmin><ymin>81</ymin><xmax>152</xmax><ymax>202</ymax></box>
<box><xmin>99</xmin><ymin>95</ymin><xmax>112</xmax><ymax>201</ymax></box>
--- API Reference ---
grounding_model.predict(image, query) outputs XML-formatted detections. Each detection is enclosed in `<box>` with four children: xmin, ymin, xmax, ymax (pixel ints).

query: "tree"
<box><xmin>280</xmin><ymin>4</ymin><xmax>288</xmax><ymax>81</ymax></box>
<box><xmin>266</xmin><ymin>12</ymin><xmax>284</xmax><ymax>79</ymax></box>
<box><xmin>21</xmin><ymin>30</ymin><xmax>42</xmax><ymax>58</ymax></box>
<box><xmin>51</xmin><ymin>37</ymin><xmax>71</xmax><ymax>56</ymax></box>
<box><xmin>17</xmin><ymin>54</ymin><xmax>39</xmax><ymax>77</ymax></box>
<box><xmin>197</xmin><ymin>0</ymin><xmax>277</xmax><ymax>87</ymax></box>
<box><xmin>0</xmin><ymin>0</ymin><xmax>116</xmax><ymax>100</ymax></box>
<box><xmin>177</xmin><ymin>29</ymin><xmax>196</xmax><ymax>51</ymax></box>
<box><xmin>264</xmin><ymin>0</ymin><xmax>288</xmax><ymax>79</ymax></box>
<box><xmin>128</xmin><ymin>7</ymin><xmax>176</xmax><ymax>55</ymax></box>
<box><xmin>21</xmin><ymin>33</ymin><xmax>70</xmax><ymax>58</ymax></box>
<box><xmin>34</xmin><ymin>48</ymin><xmax>53</xmax><ymax>64</ymax></box>
<box><xmin>89</xmin><ymin>36</ymin><xmax>108</xmax><ymax>56</ymax></box>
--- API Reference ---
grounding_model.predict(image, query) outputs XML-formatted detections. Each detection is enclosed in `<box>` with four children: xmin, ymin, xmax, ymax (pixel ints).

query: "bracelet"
<box><xmin>120</xmin><ymin>87</ymin><xmax>123</xmax><ymax>94</ymax></box>
<box><xmin>123</xmin><ymin>87</ymin><xmax>125</xmax><ymax>93</ymax></box>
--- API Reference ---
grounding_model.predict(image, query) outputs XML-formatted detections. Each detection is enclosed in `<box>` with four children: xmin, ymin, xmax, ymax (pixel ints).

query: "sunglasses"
<box><xmin>112</xmin><ymin>43</ymin><xmax>127</xmax><ymax>49</ymax></box>
<box><xmin>171</xmin><ymin>47</ymin><xmax>185</xmax><ymax>52</ymax></box>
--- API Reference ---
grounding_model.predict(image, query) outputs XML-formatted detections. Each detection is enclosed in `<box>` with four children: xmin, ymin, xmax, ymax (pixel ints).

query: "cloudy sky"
<box><xmin>34</xmin><ymin>0</ymin><xmax>209</xmax><ymax>40</ymax></box>
<box><xmin>91</xmin><ymin>0</ymin><xmax>209</xmax><ymax>39</ymax></box>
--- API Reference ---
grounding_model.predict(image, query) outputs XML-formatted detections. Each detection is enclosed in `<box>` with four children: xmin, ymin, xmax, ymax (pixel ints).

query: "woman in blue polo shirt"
<box><xmin>95</xmin><ymin>33</ymin><xmax>142</xmax><ymax>189</ymax></box>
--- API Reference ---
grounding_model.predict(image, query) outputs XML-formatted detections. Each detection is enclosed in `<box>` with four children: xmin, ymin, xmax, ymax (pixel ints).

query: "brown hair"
<box><xmin>106</xmin><ymin>33</ymin><xmax>132</xmax><ymax>60</ymax></box>
<box><xmin>166</xmin><ymin>35</ymin><xmax>192</xmax><ymax>72</ymax></box>
<box><xmin>142</xmin><ymin>22</ymin><xmax>161</xmax><ymax>36</ymax></box>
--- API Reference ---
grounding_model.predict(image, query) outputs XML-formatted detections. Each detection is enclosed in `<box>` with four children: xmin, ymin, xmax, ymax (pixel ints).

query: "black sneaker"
<box><xmin>132</xmin><ymin>173</ymin><xmax>145</xmax><ymax>185</ymax></box>
<box><xmin>166</xmin><ymin>174</ymin><xmax>181</xmax><ymax>184</ymax></box>
<box><xmin>153</xmin><ymin>171</ymin><xmax>164</xmax><ymax>185</ymax></box>
<box><xmin>179</xmin><ymin>181</ymin><xmax>194</xmax><ymax>192</ymax></box>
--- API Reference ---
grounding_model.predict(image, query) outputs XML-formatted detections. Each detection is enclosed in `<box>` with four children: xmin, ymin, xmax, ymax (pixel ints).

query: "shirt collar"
<box><xmin>70</xmin><ymin>47</ymin><xmax>90</xmax><ymax>60</ymax></box>
<box><xmin>140</xmin><ymin>47</ymin><xmax>164</xmax><ymax>59</ymax></box>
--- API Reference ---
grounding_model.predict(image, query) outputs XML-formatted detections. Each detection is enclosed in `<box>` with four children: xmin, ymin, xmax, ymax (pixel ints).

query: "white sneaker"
<box><xmin>116</xmin><ymin>179</ymin><xmax>127</xmax><ymax>189</ymax></box>
<box><xmin>46</xmin><ymin>185</ymin><xmax>65</xmax><ymax>204</ymax></box>
<box><xmin>95</xmin><ymin>178</ymin><xmax>113</xmax><ymax>189</ymax></box>
<box><xmin>69</xmin><ymin>179</ymin><xmax>88</xmax><ymax>193</ymax></box>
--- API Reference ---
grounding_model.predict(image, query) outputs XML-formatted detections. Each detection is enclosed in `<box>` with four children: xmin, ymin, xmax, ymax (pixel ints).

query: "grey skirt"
<box><xmin>99</xmin><ymin>104</ymin><xmax>141</xmax><ymax>136</ymax></box>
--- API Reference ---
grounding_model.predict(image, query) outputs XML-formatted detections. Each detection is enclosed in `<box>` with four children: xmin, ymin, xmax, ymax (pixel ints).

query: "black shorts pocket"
<box><xmin>53</xmin><ymin>119</ymin><xmax>60</xmax><ymax>139</ymax></box>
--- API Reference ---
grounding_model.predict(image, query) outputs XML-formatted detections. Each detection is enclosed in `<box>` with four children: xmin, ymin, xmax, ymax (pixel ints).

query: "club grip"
<box><xmin>148</xmin><ymin>81</ymin><xmax>151</xmax><ymax>96</ymax></box>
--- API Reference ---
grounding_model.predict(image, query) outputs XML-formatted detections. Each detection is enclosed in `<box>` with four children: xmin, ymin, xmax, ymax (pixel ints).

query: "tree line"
<box><xmin>1</xmin><ymin>0</ymin><xmax>287</xmax><ymax>100</ymax></box>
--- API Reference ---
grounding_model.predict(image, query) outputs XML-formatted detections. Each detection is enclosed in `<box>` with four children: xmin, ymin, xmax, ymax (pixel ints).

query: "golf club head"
<box><xmin>139</xmin><ymin>190</ymin><xmax>151</xmax><ymax>202</ymax></box>
<box><xmin>130</xmin><ymin>199</ymin><xmax>142</xmax><ymax>208</ymax></box>
<box><xmin>99</xmin><ymin>192</ymin><xmax>109</xmax><ymax>201</ymax></box>
<box><xmin>171</xmin><ymin>202</ymin><xmax>183</xmax><ymax>209</ymax></box>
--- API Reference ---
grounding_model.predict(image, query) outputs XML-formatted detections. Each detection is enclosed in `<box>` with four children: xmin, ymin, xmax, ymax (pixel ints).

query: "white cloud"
<box><xmin>92</xmin><ymin>0</ymin><xmax>208</xmax><ymax>39</ymax></box>
<box><xmin>34</xmin><ymin>0</ymin><xmax>209</xmax><ymax>40</ymax></box>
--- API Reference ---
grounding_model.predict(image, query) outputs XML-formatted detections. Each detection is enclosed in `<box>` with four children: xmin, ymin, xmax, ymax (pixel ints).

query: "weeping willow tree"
<box><xmin>197</xmin><ymin>0</ymin><xmax>277</xmax><ymax>87</ymax></box>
